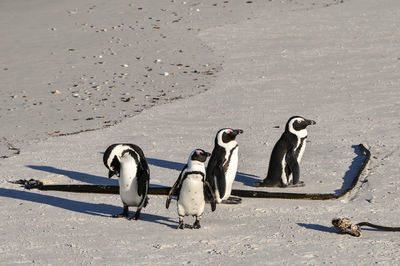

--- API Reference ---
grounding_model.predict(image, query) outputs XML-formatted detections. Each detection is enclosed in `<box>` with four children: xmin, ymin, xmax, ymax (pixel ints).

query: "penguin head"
<box><xmin>105</xmin><ymin>144</ymin><xmax>134</xmax><ymax>178</ymax></box>
<box><xmin>189</xmin><ymin>149</ymin><xmax>211</xmax><ymax>163</ymax></box>
<box><xmin>286</xmin><ymin>116</ymin><xmax>316</xmax><ymax>137</ymax></box>
<box><xmin>108</xmin><ymin>155</ymin><xmax>120</xmax><ymax>178</ymax></box>
<box><xmin>216</xmin><ymin>128</ymin><xmax>244</xmax><ymax>147</ymax></box>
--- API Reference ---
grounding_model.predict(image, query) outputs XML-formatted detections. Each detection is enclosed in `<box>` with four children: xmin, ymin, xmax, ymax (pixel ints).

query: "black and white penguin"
<box><xmin>103</xmin><ymin>144</ymin><xmax>150</xmax><ymax>220</ymax></box>
<box><xmin>103</xmin><ymin>143</ymin><xmax>144</xmax><ymax>178</ymax></box>
<box><xmin>206</xmin><ymin>128</ymin><xmax>243</xmax><ymax>203</ymax></box>
<box><xmin>166</xmin><ymin>149</ymin><xmax>216</xmax><ymax>229</ymax></box>
<box><xmin>255</xmin><ymin>116</ymin><xmax>316</xmax><ymax>187</ymax></box>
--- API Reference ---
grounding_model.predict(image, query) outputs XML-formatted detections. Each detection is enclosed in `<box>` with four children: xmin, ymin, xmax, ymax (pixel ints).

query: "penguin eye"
<box><xmin>226</xmin><ymin>129</ymin><xmax>233</xmax><ymax>133</ymax></box>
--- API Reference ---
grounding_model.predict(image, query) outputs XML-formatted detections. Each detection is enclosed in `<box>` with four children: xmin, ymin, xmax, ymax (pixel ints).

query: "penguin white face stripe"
<box><xmin>288</xmin><ymin>118</ymin><xmax>308</xmax><ymax>139</ymax></box>
<box><xmin>106</xmin><ymin>144</ymin><xmax>134</xmax><ymax>169</ymax></box>
<box><xmin>217</xmin><ymin>129</ymin><xmax>237</xmax><ymax>150</ymax></box>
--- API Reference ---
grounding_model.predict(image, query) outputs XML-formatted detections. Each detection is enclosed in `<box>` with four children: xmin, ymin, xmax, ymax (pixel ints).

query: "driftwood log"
<box><xmin>10</xmin><ymin>144</ymin><xmax>370</xmax><ymax>200</ymax></box>
<box><xmin>332</xmin><ymin>217</ymin><xmax>400</xmax><ymax>237</ymax></box>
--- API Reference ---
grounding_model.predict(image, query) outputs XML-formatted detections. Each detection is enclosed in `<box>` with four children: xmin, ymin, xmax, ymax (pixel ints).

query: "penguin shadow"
<box><xmin>139</xmin><ymin>213</ymin><xmax>178</xmax><ymax>229</ymax></box>
<box><xmin>1</xmin><ymin>187</ymin><xmax>178</xmax><ymax>227</ymax></box>
<box><xmin>147</xmin><ymin>157</ymin><xmax>259</xmax><ymax>187</ymax></box>
<box><xmin>27</xmin><ymin>165</ymin><xmax>117</xmax><ymax>185</ymax></box>
<box><xmin>297</xmin><ymin>223</ymin><xmax>338</xmax><ymax>234</ymax></box>
<box><xmin>147</xmin><ymin>158</ymin><xmax>185</xmax><ymax>171</ymax></box>
<box><xmin>334</xmin><ymin>145</ymin><xmax>365</xmax><ymax>194</ymax></box>
<box><xmin>235</xmin><ymin>172</ymin><xmax>261</xmax><ymax>187</ymax></box>
<box><xmin>0</xmin><ymin>187</ymin><xmax>120</xmax><ymax>217</ymax></box>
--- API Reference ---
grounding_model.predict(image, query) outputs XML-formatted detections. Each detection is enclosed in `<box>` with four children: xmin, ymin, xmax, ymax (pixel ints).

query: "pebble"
<box><xmin>122</xmin><ymin>64</ymin><xmax>129</xmax><ymax>67</ymax></box>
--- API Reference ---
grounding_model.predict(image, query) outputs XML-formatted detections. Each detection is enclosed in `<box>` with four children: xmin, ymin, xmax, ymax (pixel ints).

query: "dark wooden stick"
<box><xmin>332</xmin><ymin>217</ymin><xmax>400</xmax><ymax>237</ymax></box>
<box><xmin>10</xmin><ymin>144</ymin><xmax>370</xmax><ymax>200</ymax></box>
<box><xmin>357</xmin><ymin>222</ymin><xmax>400</xmax><ymax>231</ymax></box>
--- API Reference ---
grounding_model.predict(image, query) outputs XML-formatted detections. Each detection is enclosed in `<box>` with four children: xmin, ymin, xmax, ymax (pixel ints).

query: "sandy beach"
<box><xmin>1</xmin><ymin>0</ymin><xmax>399</xmax><ymax>264</ymax></box>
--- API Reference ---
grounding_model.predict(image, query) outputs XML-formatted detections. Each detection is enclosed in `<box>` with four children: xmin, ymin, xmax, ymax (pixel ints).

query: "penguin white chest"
<box><xmin>297</xmin><ymin>139</ymin><xmax>307</xmax><ymax>163</ymax></box>
<box><xmin>178</xmin><ymin>175</ymin><xmax>205</xmax><ymax>216</ymax></box>
<box><xmin>285</xmin><ymin>138</ymin><xmax>307</xmax><ymax>185</ymax></box>
<box><xmin>118</xmin><ymin>160</ymin><xmax>141</xmax><ymax>206</ymax></box>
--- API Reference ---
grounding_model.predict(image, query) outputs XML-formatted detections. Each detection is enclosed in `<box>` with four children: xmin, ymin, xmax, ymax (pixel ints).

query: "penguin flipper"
<box><xmin>286</xmin><ymin>148</ymin><xmax>300</xmax><ymax>185</ymax></box>
<box><xmin>166</xmin><ymin>165</ymin><xmax>187</xmax><ymax>209</ymax></box>
<box><xmin>215</xmin><ymin>164</ymin><xmax>226</xmax><ymax>199</ymax></box>
<box><xmin>136</xmin><ymin>162</ymin><xmax>150</xmax><ymax>214</ymax></box>
<box><xmin>137</xmin><ymin>159</ymin><xmax>150</xmax><ymax>197</ymax></box>
<box><xmin>204</xmin><ymin>180</ymin><xmax>217</xmax><ymax>212</ymax></box>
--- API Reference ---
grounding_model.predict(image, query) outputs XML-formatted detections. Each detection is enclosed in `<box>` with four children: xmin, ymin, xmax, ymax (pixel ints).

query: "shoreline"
<box><xmin>0</xmin><ymin>0</ymin><xmax>344</xmax><ymax>158</ymax></box>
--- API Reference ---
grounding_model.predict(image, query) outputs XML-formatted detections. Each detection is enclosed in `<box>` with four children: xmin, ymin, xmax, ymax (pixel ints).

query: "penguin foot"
<box><xmin>127</xmin><ymin>213</ymin><xmax>140</xmax><ymax>220</ymax></box>
<box><xmin>255</xmin><ymin>180</ymin><xmax>280</xmax><ymax>187</ymax></box>
<box><xmin>113</xmin><ymin>205</ymin><xmax>129</xmax><ymax>218</ymax></box>
<box><xmin>177</xmin><ymin>221</ymin><xmax>184</xmax><ymax>230</ymax></box>
<box><xmin>221</xmin><ymin>197</ymin><xmax>242</xmax><ymax>204</ymax></box>
<box><xmin>112</xmin><ymin>213</ymin><xmax>128</xmax><ymax>218</ymax></box>
<box><xmin>192</xmin><ymin>220</ymin><xmax>201</xmax><ymax>229</ymax></box>
<box><xmin>287</xmin><ymin>181</ymin><xmax>305</xmax><ymax>188</ymax></box>
<box><xmin>254</xmin><ymin>181</ymin><xmax>266</xmax><ymax>187</ymax></box>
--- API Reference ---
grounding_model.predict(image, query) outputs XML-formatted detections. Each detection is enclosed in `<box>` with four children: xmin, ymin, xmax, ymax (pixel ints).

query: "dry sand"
<box><xmin>1</xmin><ymin>0</ymin><xmax>400</xmax><ymax>264</ymax></box>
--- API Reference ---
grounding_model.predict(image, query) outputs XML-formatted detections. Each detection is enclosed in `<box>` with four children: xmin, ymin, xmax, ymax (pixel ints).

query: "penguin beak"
<box><xmin>233</xmin><ymin>129</ymin><xmax>244</xmax><ymax>135</ymax></box>
<box><xmin>305</xmin><ymin>119</ymin><xmax>316</xmax><ymax>126</ymax></box>
<box><xmin>205</xmin><ymin>152</ymin><xmax>211</xmax><ymax>157</ymax></box>
<box><xmin>108</xmin><ymin>170</ymin><xmax>115</xmax><ymax>178</ymax></box>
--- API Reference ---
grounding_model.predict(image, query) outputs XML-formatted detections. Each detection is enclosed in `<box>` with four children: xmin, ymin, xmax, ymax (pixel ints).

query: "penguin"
<box><xmin>103</xmin><ymin>143</ymin><xmax>143</xmax><ymax>178</ymax></box>
<box><xmin>103</xmin><ymin>144</ymin><xmax>150</xmax><ymax>220</ymax></box>
<box><xmin>206</xmin><ymin>128</ymin><xmax>243</xmax><ymax>203</ymax></box>
<box><xmin>166</xmin><ymin>149</ymin><xmax>216</xmax><ymax>229</ymax></box>
<box><xmin>255</xmin><ymin>116</ymin><xmax>316</xmax><ymax>187</ymax></box>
